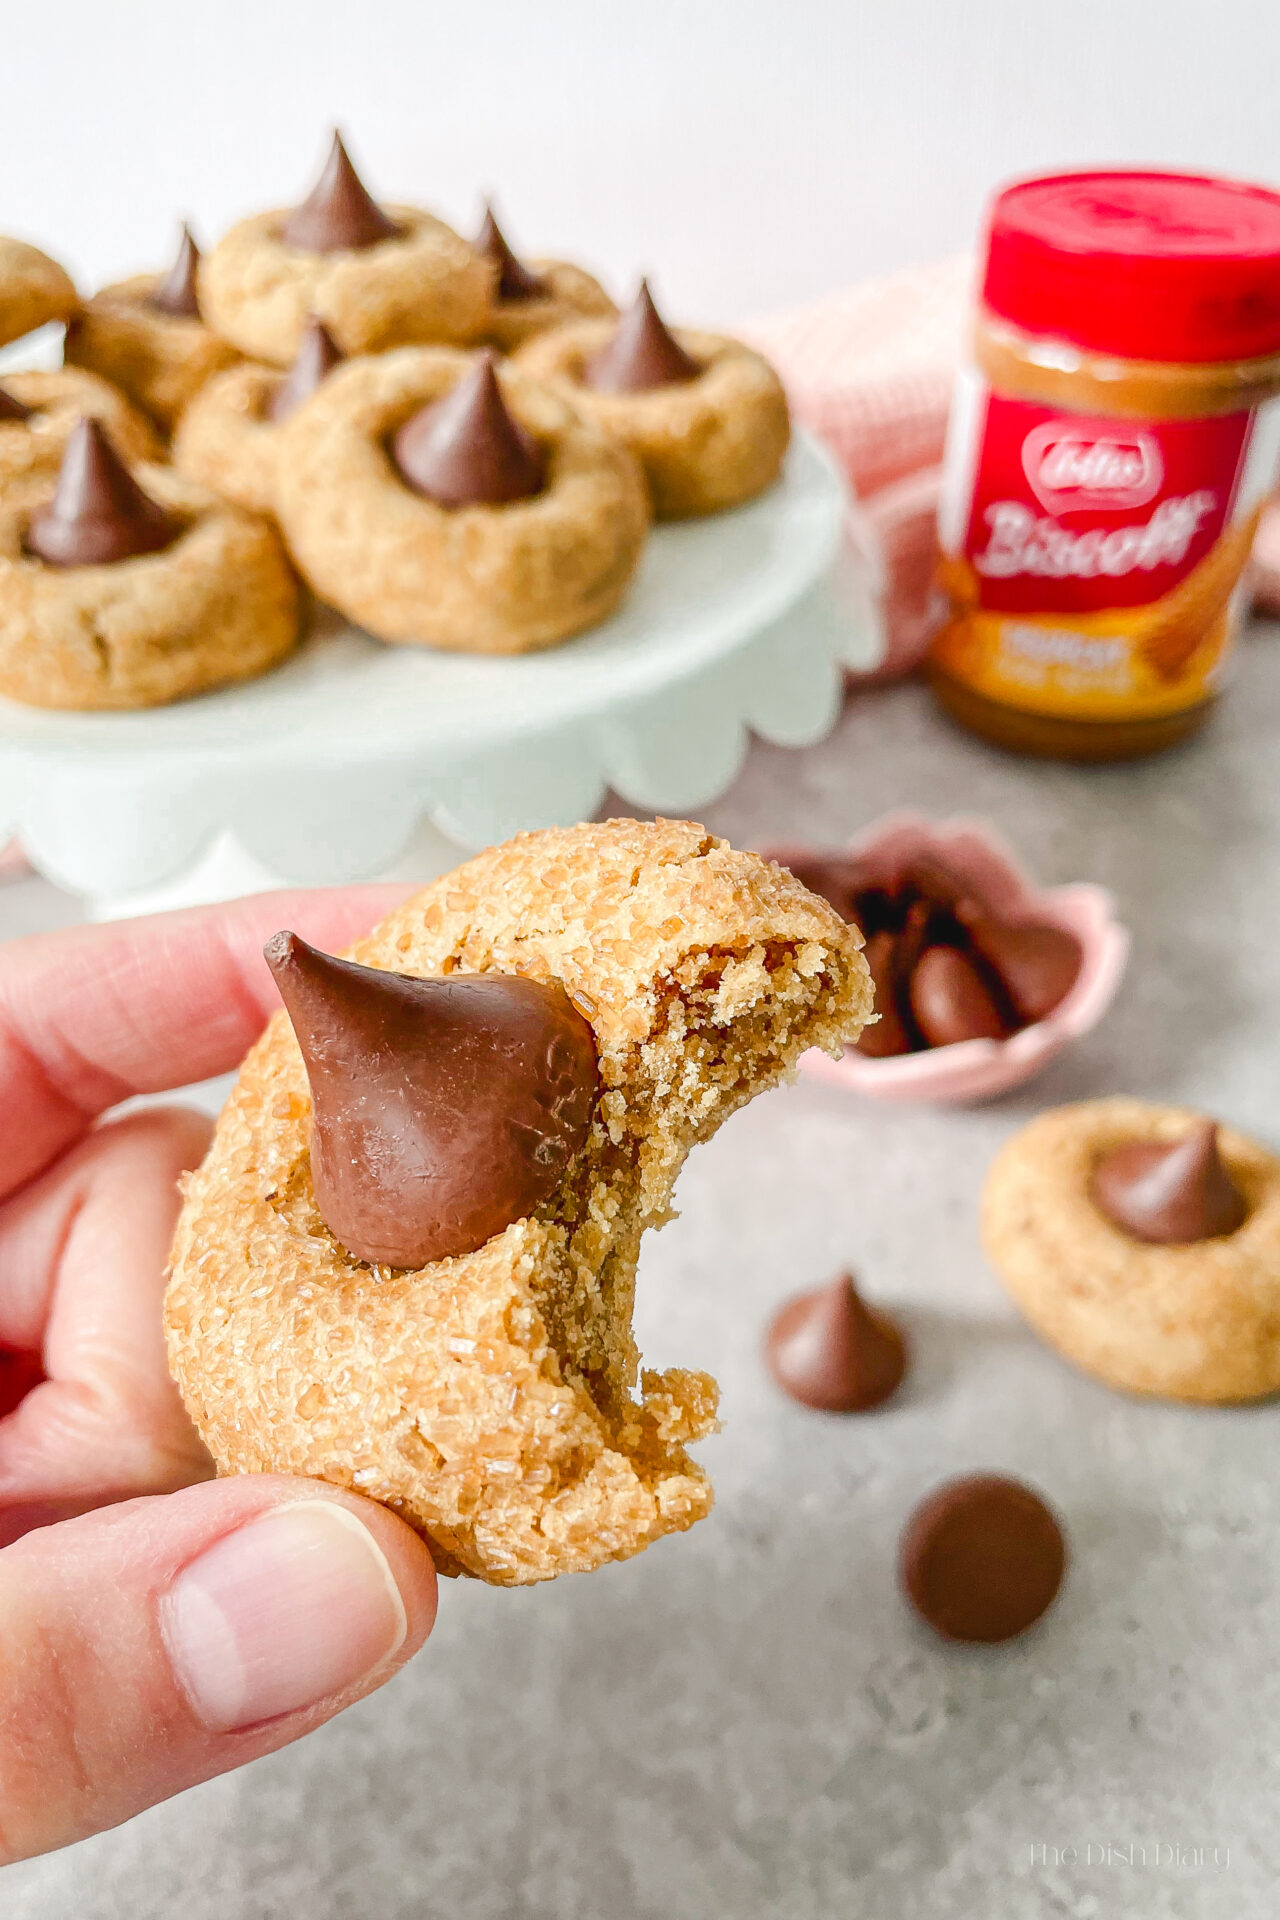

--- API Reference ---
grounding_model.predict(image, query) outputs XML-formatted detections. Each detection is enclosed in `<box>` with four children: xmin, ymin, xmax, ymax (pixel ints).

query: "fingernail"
<box><xmin>164</xmin><ymin>1501</ymin><xmax>408</xmax><ymax>1731</ymax></box>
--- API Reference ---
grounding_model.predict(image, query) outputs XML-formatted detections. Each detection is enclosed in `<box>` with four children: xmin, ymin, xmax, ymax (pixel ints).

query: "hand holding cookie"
<box><xmin>0</xmin><ymin>890</ymin><xmax>441</xmax><ymax>1864</ymax></box>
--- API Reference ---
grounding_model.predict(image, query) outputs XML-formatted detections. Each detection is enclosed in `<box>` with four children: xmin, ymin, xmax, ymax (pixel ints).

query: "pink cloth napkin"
<box><xmin>742</xmin><ymin>257</ymin><xmax>969</xmax><ymax>676</ymax></box>
<box><xmin>1253</xmin><ymin>496</ymin><xmax>1280</xmax><ymax>615</ymax></box>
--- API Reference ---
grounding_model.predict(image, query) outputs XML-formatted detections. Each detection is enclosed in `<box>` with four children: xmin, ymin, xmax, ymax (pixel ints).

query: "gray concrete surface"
<box><xmin>5</xmin><ymin>629</ymin><xmax>1280</xmax><ymax>1918</ymax></box>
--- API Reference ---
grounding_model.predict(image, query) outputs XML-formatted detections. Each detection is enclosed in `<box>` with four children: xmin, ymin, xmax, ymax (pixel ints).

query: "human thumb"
<box><xmin>0</xmin><ymin>1474</ymin><xmax>437</xmax><ymax>1862</ymax></box>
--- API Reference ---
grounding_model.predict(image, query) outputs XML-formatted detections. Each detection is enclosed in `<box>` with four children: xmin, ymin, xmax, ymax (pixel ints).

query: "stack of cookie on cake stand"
<box><xmin>0</xmin><ymin>134</ymin><xmax>870</xmax><ymax>915</ymax></box>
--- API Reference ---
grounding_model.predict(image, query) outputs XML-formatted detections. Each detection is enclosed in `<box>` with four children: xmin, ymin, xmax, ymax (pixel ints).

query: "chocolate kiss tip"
<box><xmin>267</xmin><ymin>316</ymin><xmax>344</xmax><ymax>423</ymax></box>
<box><xmin>281</xmin><ymin>130</ymin><xmax>401</xmax><ymax>254</ymax></box>
<box><xmin>265</xmin><ymin>931</ymin><xmax>599</xmax><ymax>1270</ymax></box>
<box><xmin>150</xmin><ymin>221</ymin><xmax>201</xmax><ymax>319</ymax></box>
<box><xmin>476</xmin><ymin>200</ymin><xmax>545</xmax><ymax>302</ymax></box>
<box><xmin>766</xmin><ymin>1272</ymin><xmax>906</xmax><ymax>1413</ymax></box>
<box><xmin>25</xmin><ymin>417</ymin><xmax>178</xmax><ymax>570</ymax></box>
<box><xmin>1091</xmin><ymin>1117</ymin><xmax>1248</xmax><ymax>1245</ymax></box>
<box><xmin>583</xmin><ymin>278</ymin><xmax>701</xmax><ymax>394</ymax></box>
<box><xmin>391</xmin><ymin>350</ymin><xmax>545</xmax><ymax>509</ymax></box>
<box><xmin>0</xmin><ymin>384</ymin><xmax>32</xmax><ymax>423</ymax></box>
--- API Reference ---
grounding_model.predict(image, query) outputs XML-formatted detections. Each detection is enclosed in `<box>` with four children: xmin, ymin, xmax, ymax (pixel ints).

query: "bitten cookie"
<box><xmin>474</xmin><ymin>203</ymin><xmax>615</xmax><ymax>353</ymax></box>
<box><xmin>0</xmin><ymin>237</ymin><xmax>78</xmax><ymax>348</ymax></box>
<box><xmin>0</xmin><ymin>367</ymin><xmax>161</xmax><ymax>490</ymax></box>
<box><xmin>275</xmin><ymin>345</ymin><xmax>649</xmax><ymax>653</ymax></box>
<box><xmin>0</xmin><ymin>418</ymin><xmax>299</xmax><ymax>710</ymax></box>
<box><xmin>201</xmin><ymin>133</ymin><xmax>493</xmax><ymax>365</ymax></box>
<box><xmin>165</xmin><ymin>819</ymin><xmax>873</xmax><ymax>1586</ymax></box>
<box><xmin>983</xmin><ymin>1098</ymin><xmax>1280</xmax><ymax>1403</ymax></box>
<box><xmin>172</xmin><ymin>318</ymin><xmax>345</xmax><ymax>517</ymax></box>
<box><xmin>65</xmin><ymin>225</ymin><xmax>240</xmax><ymax>432</ymax></box>
<box><xmin>516</xmin><ymin>281</ymin><xmax>790</xmax><ymax>518</ymax></box>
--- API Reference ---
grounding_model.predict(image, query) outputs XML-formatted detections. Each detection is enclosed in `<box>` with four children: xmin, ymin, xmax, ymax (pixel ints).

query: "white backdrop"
<box><xmin>3</xmin><ymin>0</ymin><xmax>1279</xmax><ymax>323</ymax></box>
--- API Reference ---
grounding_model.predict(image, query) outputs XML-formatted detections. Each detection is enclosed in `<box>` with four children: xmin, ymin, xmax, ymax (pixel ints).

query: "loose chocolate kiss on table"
<box><xmin>268</xmin><ymin>316</ymin><xmax>344</xmax><ymax>424</ymax></box>
<box><xmin>584</xmin><ymin>280</ymin><xmax>701</xmax><ymax>394</ymax></box>
<box><xmin>788</xmin><ymin>850</ymin><xmax>1082</xmax><ymax>1057</ymax></box>
<box><xmin>391</xmin><ymin>351</ymin><xmax>546</xmax><ymax>509</ymax></box>
<box><xmin>24</xmin><ymin>417</ymin><xmax>178</xmax><ymax>568</ymax></box>
<box><xmin>476</xmin><ymin>201</ymin><xmax>546</xmax><ymax>303</ymax></box>
<box><xmin>900</xmin><ymin>1474</ymin><xmax>1067</xmax><ymax>1644</ymax></box>
<box><xmin>765</xmin><ymin>1271</ymin><xmax>907</xmax><ymax>1412</ymax></box>
<box><xmin>281</xmin><ymin>130</ymin><xmax>401</xmax><ymax>255</ymax></box>
<box><xmin>149</xmin><ymin>222</ymin><xmax>202</xmax><ymax>320</ymax></box>
<box><xmin>265</xmin><ymin>933</ymin><xmax>599</xmax><ymax>1269</ymax></box>
<box><xmin>1091</xmin><ymin>1118</ymin><xmax>1248</xmax><ymax>1244</ymax></box>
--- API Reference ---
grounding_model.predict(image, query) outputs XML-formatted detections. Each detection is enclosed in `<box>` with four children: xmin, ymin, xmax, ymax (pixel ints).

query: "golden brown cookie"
<box><xmin>173</xmin><ymin>318</ymin><xmax>346</xmax><ymax>517</ymax></box>
<box><xmin>516</xmin><ymin>295</ymin><xmax>790</xmax><ymax>518</ymax></box>
<box><xmin>0</xmin><ymin>237</ymin><xmax>78</xmax><ymax>348</ymax></box>
<box><xmin>275</xmin><ymin>346</ymin><xmax>649</xmax><ymax>653</ymax></box>
<box><xmin>66</xmin><ymin>272</ymin><xmax>241</xmax><ymax>433</ymax></box>
<box><xmin>172</xmin><ymin>363</ymin><xmax>289</xmax><ymax>516</ymax></box>
<box><xmin>0</xmin><ymin>367</ymin><xmax>162</xmax><ymax>491</ymax></box>
<box><xmin>488</xmin><ymin>260</ymin><xmax>616</xmax><ymax>354</ymax></box>
<box><xmin>202</xmin><ymin>134</ymin><xmax>492</xmax><ymax>365</ymax></box>
<box><xmin>474</xmin><ymin>200</ymin><xmax>615</xmax><ymax>352</ymax></box>
<box><xmin>0</xmin><ymin>448</ymin><xmax>299</xmax><ymax>710</ymax></box>
<box><xmin>165</xmin><ymin>818</ymin><xmax>873</xmax><ymax>1585</ymax></box>
<box><xmin>201</xmin><ymin>156</ymin><xmax>492</xmax><ymax>368</ymax></box>
<box><xmin>983</xmin><ymin>1098</ymin><xmax>1280</xmax><ymax>1403</ymax></box>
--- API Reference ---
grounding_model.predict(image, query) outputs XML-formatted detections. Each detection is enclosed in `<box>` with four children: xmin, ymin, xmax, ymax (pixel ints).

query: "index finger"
<box><xmin>0</xmin><ymin>884</ymin><xmax>412</xmax><ymax>1202</ymax></box>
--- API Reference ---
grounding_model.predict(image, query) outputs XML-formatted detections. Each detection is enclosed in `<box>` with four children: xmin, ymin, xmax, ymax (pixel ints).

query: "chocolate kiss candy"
<box><xmin>855</xmin><ymin>930</ymin><xmax>913</xmax><ymax>1058</ymax></box>
<box><xmin>583</xmin><ymin>279</ymin><xmax>700</xmax><ymax>393</ymax></box>
<box><xmin>960</xmin><ymin>907</ymin><xmax>1081</xmax><ymax>1024</ymax></box>
<box><xmin>264</xmin><ymin>932</ymin><xmax>598</xmax><ymax>1269</ymax></box>
<box><xmin>909</xmin><ymin>944</ymin><xmax>1007</xmax><ymax>1048</ymax></box>
<box><xmin>391</xmin><ymin>351</ymin><xmax>545</xmax><ymax>508</ymax></box>
<box><xmin>150</xmin><ymin>222</ymin><xmax>202</xmax><ymax>318</ymax></box>
<box><xmin>476</xmin><ymin>201</ymin><xmax>546</xmax><ymax>302</ymax></box>
<box><xmin>267</xmin><ymin>317</ymin><xmax>344</xmax><ymax>423</ymax></box>
<box><xmin>765</xmin><ymin>1272</ymin><xmax>907</xmax><ymax>1412</ymax></box>
<box><xmin>1091</xmin><ymin>1119</ymin><xmax>1247</xmax><ymax>1245</ymax></box>
<box><xmin>0</xmin><ymin>384</ymin><xmax>33</xmax><ymax>423</ymax></box>
<box><xmin>25</xmin><ymin>417</ymin><xmax>178</xmax><ymax>569</ymax></box>
<box><xmin>900</xmin><ymin>1474</ymin><xmax>1066</xmax><ymax>1643</ymax></box>
<box><xmin>281</xmin><ymin>131</ymin><xmax>401</xmax><ymax>253</ymax></box>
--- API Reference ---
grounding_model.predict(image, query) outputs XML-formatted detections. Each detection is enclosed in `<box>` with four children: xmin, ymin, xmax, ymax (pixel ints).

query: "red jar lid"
<box><xmin>982</xmin><ymin>169</ymin><xmax>1280</xmax><ymax>364</ymax></box>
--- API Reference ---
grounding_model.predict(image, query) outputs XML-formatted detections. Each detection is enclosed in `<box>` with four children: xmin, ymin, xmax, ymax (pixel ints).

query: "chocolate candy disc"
<box><xmin>149</xmin><ymin>223</ymin><xmax>202</xmax><ymax>319</ymax></box>
<box><xmin>25</xmin><ymin>418</ymin><xmax>179</xmax><ymax>568</ymax></box>
<box><xmin>900</xmin><ymin>1473</ymin><xmax>1067</xmax><ymax>1643</ymax></box>
<box><xmin>265</xmin><ymin>932</ymin><xmax>599</xmax><ymax>1269</ymax></box>
<box><xmin>476</xmin><ymin>201</ymin><xmax>546</xmax><ymax>302</ymax></box>
<box><xmin>765</xmin><ymin>1271</ymin><xmax>907</xmax><ymax>1412</ymax></box>
<box><xmin>1091</xmin><ymin>1118</ymin><xmax>1247</xmax><ymax>1244</ymax></box>
<box><xmin>267</xmin><ymin>317</ymin><xmax>344</xmax><ymax>423</ymax></box>
<box><xmin>583</xmin><ymin>279</ymin><xmax>700</xmax><ymax>394</ymax></box>
<box><xmin>281</xmin><ymin>131</ymin><xmax>401</xmax><ymax>254</ymax></box>
<box><xmin>391</xmin><ymin>351</ymin><xmax>545</xmax><ymax>509</ymax></box>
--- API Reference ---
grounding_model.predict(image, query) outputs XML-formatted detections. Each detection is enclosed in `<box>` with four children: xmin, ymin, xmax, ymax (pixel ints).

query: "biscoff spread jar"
<box><xmin>931</xmin><ymin>170</ymin><xmax>1280</xmax><ymax>758</ymax></box>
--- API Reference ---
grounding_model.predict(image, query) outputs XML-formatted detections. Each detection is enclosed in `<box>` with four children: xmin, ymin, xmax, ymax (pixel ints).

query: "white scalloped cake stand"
<box><xmin>0</xmin><ymin>430</ymin><xmax>877</xmax><ymax>916</ymax></box>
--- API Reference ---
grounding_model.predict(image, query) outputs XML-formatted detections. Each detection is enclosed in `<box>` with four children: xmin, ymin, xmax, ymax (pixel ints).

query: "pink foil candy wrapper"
<box><xmin>767</xmin><ymin>812</ymin><xmax>1129</xmax><ymax>1104</ymax></box>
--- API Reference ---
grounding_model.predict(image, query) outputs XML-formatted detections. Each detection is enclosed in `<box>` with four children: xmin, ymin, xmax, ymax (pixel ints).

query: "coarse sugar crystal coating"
<box><xmin>165</xmin><ymin>819</ymin><xmax>873</xmax><ymax>1584</ymax></box>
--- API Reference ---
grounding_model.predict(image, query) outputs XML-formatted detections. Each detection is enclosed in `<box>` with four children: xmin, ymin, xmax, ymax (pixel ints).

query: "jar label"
<box><xmin>931</xmin><ymin>372</ymin><xmax>1280</xmax><ymax>719</ymax></box>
